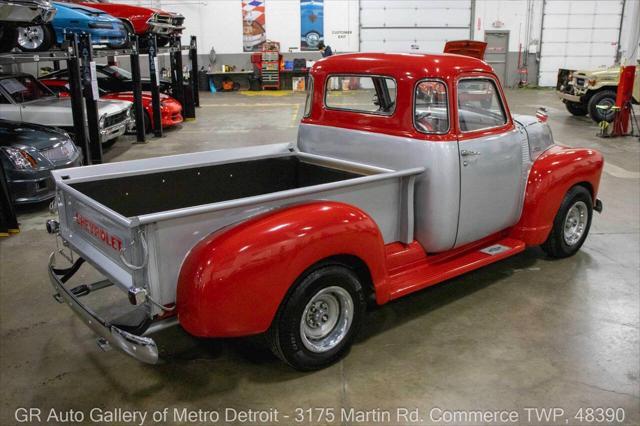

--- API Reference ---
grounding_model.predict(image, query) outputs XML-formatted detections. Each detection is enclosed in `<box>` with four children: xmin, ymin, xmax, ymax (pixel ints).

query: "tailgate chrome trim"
<box><xmin>48</xmin><ymin>253</ymin><xmax>159</xmax><ymax>364</ymax></box>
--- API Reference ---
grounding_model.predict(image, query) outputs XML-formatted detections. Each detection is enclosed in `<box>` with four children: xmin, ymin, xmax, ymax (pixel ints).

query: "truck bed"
<box><xmin>52</xmin><ymin>144</ymin><xmax>423</xmax><ymax>312</ymax></box>
<box><xmin>70</xmin><ymin>156</ymin><xmax>366</xmax><ymax>217</ymax></box>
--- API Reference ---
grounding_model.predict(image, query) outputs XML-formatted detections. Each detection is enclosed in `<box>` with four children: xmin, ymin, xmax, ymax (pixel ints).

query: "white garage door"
<box><xmin>360</xmin><ymin>0</ymin><xmax>472</xmax><ymax>53</ymax></box>
<box><xmin>539</xmin><ymin>0</ymin><xmax>623</xmax><ymax>86</ymax></box>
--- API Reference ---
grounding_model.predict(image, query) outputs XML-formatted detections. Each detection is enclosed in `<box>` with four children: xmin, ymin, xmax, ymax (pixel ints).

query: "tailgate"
<box><xmin>54</xmin><ymin>179</ymin><xmax>142</xmax><ymax>291</ymax></box>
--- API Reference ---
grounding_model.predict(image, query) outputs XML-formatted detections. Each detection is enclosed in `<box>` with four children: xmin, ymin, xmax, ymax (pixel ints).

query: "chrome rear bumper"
<box><xmin>48</xmin><ymin>252</ymin><xmax>160</xmax><ymax>364</ymax></box>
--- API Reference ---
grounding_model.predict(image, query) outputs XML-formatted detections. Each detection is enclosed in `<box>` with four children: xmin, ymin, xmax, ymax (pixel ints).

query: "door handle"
<box><xmin>460</xmin><ymin>150</ymin><xmax>481</xmax><ymax>157</ymax></box>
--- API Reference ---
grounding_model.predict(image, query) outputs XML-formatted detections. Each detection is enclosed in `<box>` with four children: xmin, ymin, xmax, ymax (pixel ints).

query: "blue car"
<box><xmin>15</xmin><ymin>2</ymin><xmax>126</xmax><ymax>52</ymax></box>
<box><xmin>301</xmin><ymin>0</ymin><xmax>323</xmax><ymax>50</ymax></box>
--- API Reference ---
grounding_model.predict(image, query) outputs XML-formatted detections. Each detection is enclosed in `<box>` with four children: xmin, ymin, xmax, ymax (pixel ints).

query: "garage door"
<box><xmin>360</xmin><ymin>0</ymin><xmax>472</xmax><ymax>53</ymax></box>
<box><xmin>538</xmin><ymin>0</ymin><xmax>623</xmax><ymax>86</ymax></box>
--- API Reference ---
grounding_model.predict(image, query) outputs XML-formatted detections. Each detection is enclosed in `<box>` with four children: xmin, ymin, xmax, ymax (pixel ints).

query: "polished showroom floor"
<box><xmin>1</xmin><ymin>88</ymin><xmax>638</xmax><ymax>425</ymax></box>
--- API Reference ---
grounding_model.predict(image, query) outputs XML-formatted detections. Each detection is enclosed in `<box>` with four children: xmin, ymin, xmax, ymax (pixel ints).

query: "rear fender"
<box><xmin>176</xmin><ymin>201</ymin><xmax>387</xmax><ymax>337</ymax></box>
<box><xmin>511</xmin><ymin>145</ymin><xmax>604</xmax><ymax>245</ymax></box>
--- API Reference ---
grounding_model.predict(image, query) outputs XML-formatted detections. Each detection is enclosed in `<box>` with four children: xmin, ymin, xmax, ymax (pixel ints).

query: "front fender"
<box><xmin>511</xmin><ymin>145</ymin><xmax>604</xmax><ymax>245</ymax></box>
<box><xmin>176</xmin><ymin>201</ymin><xmax>387</xmax><ymax>338</ymax></box>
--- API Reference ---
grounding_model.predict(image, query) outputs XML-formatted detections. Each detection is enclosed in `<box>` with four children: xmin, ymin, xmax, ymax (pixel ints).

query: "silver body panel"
<box><xmin>456</xmin><ymin>127</ymin><xmax>528</xmax><ymax>247</ymax></box>
<box><xmin>298</xmin><ymin>123</ymin><xmax>461</xmax><ymax>252</ymax></box>
<box><xmin>513</xmin><ymin>114</ymin><xmax>555</xmax><ymax>161</ymax></box>
<box><xmin>0</xmin><ymin>1</ymin><xmax>55</xmax><ymax>24</ymax></box>
<box><xmin>297</xmin><ymin>122</ymin><xmax>535</xmax><ymax>251</ymax></box>
<box><xmin>52</xmin><ymin>143</ymin><xmax>423</xmax><ymax>314</ymax></box>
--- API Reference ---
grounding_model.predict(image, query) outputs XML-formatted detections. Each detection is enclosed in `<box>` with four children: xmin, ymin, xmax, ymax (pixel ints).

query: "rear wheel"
<box><xmin>565</xmin><ymin>101</ymin><xmax>588</xmax><ymax>116</ymax></box>
<box><xmin>16</xmin><ymin>24</ymin><xmax>53</xmax><ymax>52</ymax></box>
<box><xmin>156</xmin><ymin>36</ymin><xmax>171</xmax><ymax>47</ymax></box>
<box><xmin>587</xmin><ymin>90</ymin><xmax>617</xmax><ymax>122</ymax></box>
<box><xmin>268</xmin><ymin>264</ymin><xmax>366</xmax><ymax>371</ymax></box>
<box><xmin>541</xmin><ymin>185</ymin><xmax>593</xmax><ymax>258</ymax></box>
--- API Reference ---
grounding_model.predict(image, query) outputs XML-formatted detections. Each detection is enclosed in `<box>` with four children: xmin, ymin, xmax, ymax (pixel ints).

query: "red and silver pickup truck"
<box><xmin>47</xmin><ymin>53</ymin><xmax>604</xmax><ymax>371</ymax></box>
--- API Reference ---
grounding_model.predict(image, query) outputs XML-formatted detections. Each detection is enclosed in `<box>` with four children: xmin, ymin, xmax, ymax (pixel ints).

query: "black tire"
<box><xmin>541</xmin><ymin>185</ymin><xmax>593</xmax><ymax>259</ymax></box>
<box><xmin>267</xmin><ymin>263</ymin><xmax>366</xmax><ymax>371</ymax></box>
<box><xmin>102</xmin><ymin>137</ymin><xmax>118</xmax><ymax>149</ymax></box>
<box><xmin>156</xmin><ymin>36</ymin><xmax>170</xmax><ymax>47</ymax></box>
<box><xmin>565</xmin><ymin>101</ymin><xmax>588</xmax><ymax>116</ymax></box>
<box><xmin>15</xmin><ymin>24</ymin><xmax>53</xmax><ymax>52</ymax></box>
<box><xmin>144</xmin><ymin>110</ymin><xmax>152</xmax><ymax>133</ymax></box>
<box><xmin>587</xmin><ymin>90</ymin><xmax>617</xmax><ymax>122</ymax></box>
<box><xmin>0</xmin><ymin>24</ymin><xmax>16</xmax><ymax>53</ymax></box>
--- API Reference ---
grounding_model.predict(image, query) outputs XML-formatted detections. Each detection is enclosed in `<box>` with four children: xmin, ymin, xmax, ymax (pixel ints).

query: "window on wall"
<box><xmin>457</xmin><ymin>78</ymin><xmax>507</xmax><ymax>132</ymax></box>
<box><xmin>414</xmin><ymin>80</ymin><xmax>449</xmax><ymax>134</ymax></box>
<box><xmin>325</xmin><ymin>75</ymin><xmax>396</xmax><ymax>115</ymax></box>
<box><xmin>304</xmin><ymin>77</ymin><xmax>314</xmax><ymax>117</ymax></box>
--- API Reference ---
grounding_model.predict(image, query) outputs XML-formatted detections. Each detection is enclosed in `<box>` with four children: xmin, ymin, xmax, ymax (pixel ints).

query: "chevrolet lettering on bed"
<box><xmin>46</xmin><ymin>47</ymin><xmax>604</xmax><ymax>370</ymax></box>
<box><xmin>74</xmin><ymin>212</ymin><xmax>122</xmax><ymax>252</ymax></box>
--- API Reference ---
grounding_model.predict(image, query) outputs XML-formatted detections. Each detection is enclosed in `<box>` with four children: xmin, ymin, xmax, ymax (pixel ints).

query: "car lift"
<box><xmin>0</xmin><ymin>36</ymin><xmax>199</xmax><ymax>163</ymax></box>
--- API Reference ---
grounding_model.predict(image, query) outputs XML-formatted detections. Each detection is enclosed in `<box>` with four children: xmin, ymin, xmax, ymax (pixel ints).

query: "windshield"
<box><xmin>0</xmin><ymin>75</ymin><xmax>54</xmax><ymax>103</ymax></box>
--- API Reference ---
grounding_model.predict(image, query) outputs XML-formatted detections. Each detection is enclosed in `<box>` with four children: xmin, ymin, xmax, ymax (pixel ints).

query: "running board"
<box><xmin>387</xmin><ymin>238</ymin><xmax>526</xmax><ymax>300</ymax></box>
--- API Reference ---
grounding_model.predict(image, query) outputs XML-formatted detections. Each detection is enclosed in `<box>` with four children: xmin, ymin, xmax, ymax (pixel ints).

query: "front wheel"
<box><xmin>541</xmin><ymin>185</ymin><xmax>593</xmax><ymax>258</ymax></box>
<box><xmin>587</xmin><ymin>90</ymin><xmax>617</xmax><ymax>122</ymax></box>
<box><xmin>565</xmin><ymin>101</ymin><xmax>588</xmax><ymax>116</ymax></box>
<box><xmin>268</xmin><ymin>264</ymin><xmax>366</xmax><ymax>371</ymax></box>
<box><xmin>16</xmin><ymin>24</ymin><xmax>53</xmax><ymax>52</ymax></box>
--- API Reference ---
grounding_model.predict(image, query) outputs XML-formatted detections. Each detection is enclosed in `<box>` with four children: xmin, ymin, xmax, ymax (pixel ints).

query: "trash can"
<box><xmin>198</xmin><ymin>70</ymin><xmax>209</xmax><ymax>91</ymax></box>
<box><xmin>182</xmin><ymin>82</ymin><xmax>196</xmax><ymax>120</ymax></box>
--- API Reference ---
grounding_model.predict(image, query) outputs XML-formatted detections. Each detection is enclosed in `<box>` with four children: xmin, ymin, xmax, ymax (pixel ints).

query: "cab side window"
<box><xmin>457</xmin><ymin>78</ymin><xmax>507</xmax><ymax>132</ymax></box>
<box><xmin>414</xmin><ymin>80</ymin><xmax>449</xmax><ymax>134</ymax></box>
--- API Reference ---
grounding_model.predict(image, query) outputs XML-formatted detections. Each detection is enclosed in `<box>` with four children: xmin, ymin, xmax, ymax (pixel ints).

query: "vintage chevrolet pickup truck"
<box><xmin>47</xmin><ymin>53</ymin><xmax>604</xmax><ymax>371</ymax></box>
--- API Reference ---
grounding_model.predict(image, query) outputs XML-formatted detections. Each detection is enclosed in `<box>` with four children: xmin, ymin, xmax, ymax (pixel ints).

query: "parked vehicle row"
<box><xmin>0</xmin><ymin>68</ymin><xmax>185</xmax><ymax>205</ymax></box>
<box><xmin>0</xmin><ymin>0</ymin><xmax>184</xmax><ymax>52</ymax></box>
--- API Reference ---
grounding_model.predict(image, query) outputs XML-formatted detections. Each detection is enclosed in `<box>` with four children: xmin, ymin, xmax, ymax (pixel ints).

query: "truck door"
<box><xmin>455</xmin><ymin>76</ymin><xmax>525</xmax><ymax>247</ymax></box>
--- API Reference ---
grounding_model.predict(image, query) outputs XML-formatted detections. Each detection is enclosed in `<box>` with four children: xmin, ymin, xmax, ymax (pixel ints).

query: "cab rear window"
<box><xmin>325</xmin><ymin>75</ymin><xmax>396</xmax><ymax>115</ymax></box>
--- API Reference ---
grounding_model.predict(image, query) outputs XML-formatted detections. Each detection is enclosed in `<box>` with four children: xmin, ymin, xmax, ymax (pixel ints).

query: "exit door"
<box><xmin>484</xmin><ymin>31</ymin><xmax>509</xmax><ymax>86</ymax></box>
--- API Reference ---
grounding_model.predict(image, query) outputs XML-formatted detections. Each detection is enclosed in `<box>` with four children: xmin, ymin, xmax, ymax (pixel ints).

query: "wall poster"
<box><xmin>243</xmin><ymin>0</ymin><xmax>266</xmax><ymax>52</ymax></box>
<box><xmin>301</xmin><ymin>0</ymin><xmax>324</xmax><ymax>51</ymax></box>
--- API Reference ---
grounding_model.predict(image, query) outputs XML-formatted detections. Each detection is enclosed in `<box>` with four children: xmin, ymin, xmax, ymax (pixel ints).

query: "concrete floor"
<box><xmin>1</xmin><ymin>88</ymin><xmax>638</xmax><ymax>425</ymax></box>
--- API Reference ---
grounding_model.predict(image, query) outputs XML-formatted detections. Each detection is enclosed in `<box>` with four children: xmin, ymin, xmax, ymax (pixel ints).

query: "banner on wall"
<box><xmin>301</xmin><ymin>0</ymin><xmax>324</xmax><ymax>51</ymax></box>
<box><xmin>243</xmin><ymin>0</ymin><xmax>266</xmax><ymax>52</ymax></box>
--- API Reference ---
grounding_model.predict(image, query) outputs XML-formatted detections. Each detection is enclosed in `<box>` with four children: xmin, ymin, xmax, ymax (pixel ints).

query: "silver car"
<box><xmin>0</xmin><ymin>118</ymin><xmax>81</xmax><ymax>204</ymax></box>
<box><xmin>0</xmin><ymin>73</ymin><xmax>132</xmax><ymax>146</ymax></box>
<box><xmin>0</xmin><ymin>0</ymin><xmax>56</xmax><ymax>51</ymax></box>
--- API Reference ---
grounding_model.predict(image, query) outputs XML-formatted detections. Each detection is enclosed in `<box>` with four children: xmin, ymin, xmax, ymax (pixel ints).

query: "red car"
<box><xmin>40</xmin><ymin>78</ymin><xmax>183</xmax><ymax>132</ymax></box>
<box><xmin>58</xmin><ymin>0</ymin><xmax>184</xmax><ymax>46</ymax></box>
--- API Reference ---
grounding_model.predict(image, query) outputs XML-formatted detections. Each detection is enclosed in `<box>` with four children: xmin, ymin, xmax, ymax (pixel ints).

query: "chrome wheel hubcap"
<box><xmin>300</xmin><ymin>286</ymin><xmax>353</xmax><ymax>353</ymax></box>
<box><xmin>563</xmin><ymin>201</ymin><xmax>588</xmax><ymax>246</ymax></box>
<box><xmin>17</xmin><ymin>26</ymin><xmax>44</xmax><ymax>50</ymax></box>
<box><xmin>597</xmin><ymin>99</ymin><xmax>615</xmax><ymax>120</ymax></box>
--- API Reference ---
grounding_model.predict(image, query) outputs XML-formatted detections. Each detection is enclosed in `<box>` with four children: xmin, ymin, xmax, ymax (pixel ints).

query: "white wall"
<box><xmin>119</xmin><ymin>0</ymin><xmax>358</xmax><ymax>54</ymax></box>
<box><xmin>473</xmin><ymin>0</ymin><xmax>542</xmax><ymax>53</ymax></box>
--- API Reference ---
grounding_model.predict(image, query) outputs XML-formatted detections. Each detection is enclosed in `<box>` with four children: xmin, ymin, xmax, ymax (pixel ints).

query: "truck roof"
<box><xmin>311</xmin><ymin>52</ymin><xmax>493</xmax><ymax>79</ymax></box>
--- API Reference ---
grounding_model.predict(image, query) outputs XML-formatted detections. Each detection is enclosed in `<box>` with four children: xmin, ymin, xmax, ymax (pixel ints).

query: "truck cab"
<box><xmin>301</xmin><ymin>53</ymin><xmax>552</xmax><ymax>251</ymax></box>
